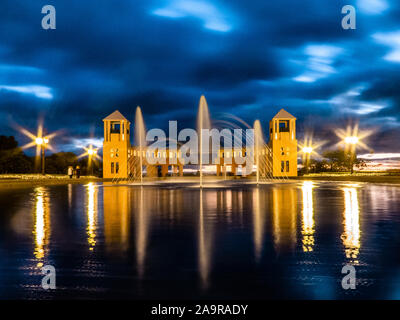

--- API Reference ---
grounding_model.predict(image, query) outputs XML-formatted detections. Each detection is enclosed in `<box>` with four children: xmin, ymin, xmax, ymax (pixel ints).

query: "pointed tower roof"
<box><xmin>273</xmin><ymin>109</ymin><xmax>296</xmax><ymax>119</ymax></box>
<box><xmin>103</xmin><ymin>110</ymin><xmax>128</xmax><ymax>121</ymax></box>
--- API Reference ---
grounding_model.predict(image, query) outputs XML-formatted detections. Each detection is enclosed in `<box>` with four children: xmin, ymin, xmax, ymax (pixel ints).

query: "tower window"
<box><xmin>116</xmin><ymin>162</ymin><xmax>119</xmax><ymax>174</ymax></box>
<box><xmin>281</xmin><ymin>161</ymin><xmax>285</xmax><ymax>173</ymax></box>
<box><xmin>110</xmin><ymin>122</ymin><xmax>121</xmax><ymax>134</ymax></box>
<box><xmin>111</xmin><ymin>162</ymin><xmax>114</xmax><ymax>174</ymax></box>
<box><xmin>286</xmin><ymin>161</ymin><xmax>290</xmax><ymax>172</ymax></box>
<box><xmin>279</xmin><ymin>120</ymin><xmax>290</xmax><ymax>133</ymax></box>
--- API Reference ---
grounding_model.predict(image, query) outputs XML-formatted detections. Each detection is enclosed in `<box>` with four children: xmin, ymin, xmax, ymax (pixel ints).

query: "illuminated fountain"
<box><xmin>134</xmin><ymin>106</ymin><xmax>147</xmax><ymax>185</ymax></box>
<box><xmin>197</xmin><ymin>95</ymin><xmax>212</xmax><ymax>188</ymax></box>
<box><xmin>253</xmin><ymin>120</ymin><xmax>263</xmax><ymax>185</ymax></box>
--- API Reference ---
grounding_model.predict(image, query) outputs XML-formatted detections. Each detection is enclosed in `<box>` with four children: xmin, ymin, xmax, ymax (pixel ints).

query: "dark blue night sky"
<box><xmin>1</xmin><ymin>0</ymin><xmax>400</xmax><ymax>155</ymax></box>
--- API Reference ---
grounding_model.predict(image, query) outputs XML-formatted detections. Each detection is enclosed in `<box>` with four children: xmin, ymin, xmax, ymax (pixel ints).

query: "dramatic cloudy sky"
<box><xmin>1</xmin><ymin>0</ymin><xmax>400</xmax><ymax>156</ymax></box>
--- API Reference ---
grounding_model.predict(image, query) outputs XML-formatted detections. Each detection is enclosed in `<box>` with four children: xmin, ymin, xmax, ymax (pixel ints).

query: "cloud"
<box><xmin>293</xmin><ymin>44</ymin><xmax>344</xmax><ymax>82</ymax></box>
<box><xmin>0</xmin><ymin>85</ymin><xmax>53</xmax><ymax>99</ymax></box>
<box><xmin>373</xmin><ymin>31</ymin><xmax>400</xmax><ymax>62</ymax></box>
<box><xmin>152</xmin><ymin>0</ymin><xmax>233</xmax><ymax>32</ymax></box>
<box><xmin>357</xmin><ymin>0</ymin><xmax>389</xmax><ymax>15</ymax></box>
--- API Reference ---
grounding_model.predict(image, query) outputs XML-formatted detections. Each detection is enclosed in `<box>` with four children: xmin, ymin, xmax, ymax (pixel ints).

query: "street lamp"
<box><xmin>78</xmin><ymin>144</ymin><xmax>100</xmax><ymax>176</ymax></box>
<box><xmin>302</xmin><ymin>147</ymin><xmax>313</xmax><ymax>154</ymax></box>
<box><xmin>335</xmin><ymin>124</ymin><xmax>372</xmax><ymax>174</ymax></box>
<box><xmin>344</xmin><ymin>136</ymin><xmax>359</xmax><ymax>145</ymax></box>
<box><xmin>16</xmin><ymin>122</ymin><xmax>56</xmax><ymax>175</ymax></box>
<box><xmin>299</xmin><ymin>136</ymin><xmax>325</xmax><ymax>174</ymax></box>
<box><xmin>36</xmin><ymin>137</ymin><xmax>50</xmax><ymax>175</ymax></box>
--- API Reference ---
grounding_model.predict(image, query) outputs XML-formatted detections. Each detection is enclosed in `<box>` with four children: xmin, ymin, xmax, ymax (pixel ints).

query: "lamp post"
<box><xmin>87</xmin><ymin>147</ymin><xmax>97</xmax><ymax>176</ymax></box>
<box><xmin>344</xmin><ymin>136</ymin><xmax>359</xmax><ymax>174</ymax></box>
<box><xmin>78</xmin><ymin>144</ymin><xmax>100</xmax><ymax>177</ymax></box>
<box><xmin>302</xmin><ymin>146</ymin><xmax>313</xmax><ymax>174</ymax></box>
<box><xmin>36</xmin><ymin>137</ymin><xmax>49</xmax><ymax>175</ymax></box>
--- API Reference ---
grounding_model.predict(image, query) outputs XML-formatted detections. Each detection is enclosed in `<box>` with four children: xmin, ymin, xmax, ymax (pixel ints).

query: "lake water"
<box><xmin>1</xmin><ymin>181</ymin><xmax>400</xmax><ymax>299</ymax></box>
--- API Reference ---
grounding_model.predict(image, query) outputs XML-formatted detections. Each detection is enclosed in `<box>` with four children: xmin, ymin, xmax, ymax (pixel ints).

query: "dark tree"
<box><xmin>0</xmin><ymin>135</ymin><xmax>33</xmax><ymax>173</ymax></box>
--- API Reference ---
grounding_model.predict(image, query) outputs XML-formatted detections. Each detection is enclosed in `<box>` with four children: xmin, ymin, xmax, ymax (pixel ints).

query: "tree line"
<box><xmin>300</xmin><ymin>149</ymin><xmax>367</xmax><ymax>175</ymax></box>
<box><xmin>0</xmin><ymin>135</ymin><xmax>101</xmax><ymax>175</ymax></box>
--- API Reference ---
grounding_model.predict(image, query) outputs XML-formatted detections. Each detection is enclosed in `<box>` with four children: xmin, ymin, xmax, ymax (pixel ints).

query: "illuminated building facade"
<box><xmin>102</xmin><ymin>108</ymin><xmax>298</xmax><ymax>178</ymax></box>
<box><xmin>268</xmin><ymin>109</ymin><xmax>298</xmax><ymax>177</ymax></box>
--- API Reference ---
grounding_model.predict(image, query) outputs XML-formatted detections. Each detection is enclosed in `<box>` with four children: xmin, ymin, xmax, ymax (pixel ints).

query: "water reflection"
<box><xmin>33</xmin><ymin>187</ymin><xmax>50</xmax><ymax>264</ymax></box>
<box><xmin>136</xmin><ymin>187</ymin><xmax>149</xmax><ymax>278</ymax></box>
<box><xmin>103</xmin><ymin>185</ymin><xmax>131</xmax><ymax>252</ymax></box>
<box><xmin>198</xmin><ymin>189</ymin><xmax>213</xmax><ymax>289</ymax></box>
<box><xmin>301</xmin><ymin>182</ymin><xmax>315</xmax><ymax>252</ymax></box>
<box><xmin>272</xmin><ymin>187</ymin><xmax>297</xmax><ymax>252</ymax></box>
<box><xmin>86</xmin><ymin>183</ymin><xmax>98</xmax><ymax>250</ymax></box>
<box><xmin>341</xmin><ymin>186</ymin><xmax>361</xmax><ymax>262</ymax></box>
<box><xmin>253</xmin><ymin>188</ymin><xmax>265</xmax><ymax>261</ymax></box>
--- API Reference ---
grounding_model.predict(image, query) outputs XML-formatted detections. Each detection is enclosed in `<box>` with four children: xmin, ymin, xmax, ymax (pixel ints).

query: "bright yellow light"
<box><xmin>87</xmin><ymin>183</ymin><xmax>97</xmax><ymax>250</ymax></box>
<box><xmin>302</xmin><ymin>146</ymin><xmax>313</xmax><ymax>154</ymax></box>
<box><xmin>298</xmin><ymin>135</ymin><xmax>325</xmax><ymax>164</ymax></box>
<box><xmin>335</xmin><ymin>123</ymin><xmax>372</xmax><ymax>152</ymax></box>
<box><xmin>342</xmin><ymin>186</ymin><xmax>361</xmax><ymax>262</ymax></box>
<box><xmin>301</xmin><ymin>181</ymin><xmax>315</xmax><ymax>252</ymax></box>
<box><xmin>344</xmin><ymin>136</ymin><xmax>359</xmax><ymax>145</ymax></box>
<box><xmin>43</xmin><ymin>137</ymin><xmax>49</xmax><ymax>144</ymax></box>
<box><xmin>78</xmin><ymin>144</ymin><xmax>101</xmax><ymax>161</ymax></box>
<box><xmin>36</xmin><ymin>137</ymin><xmax>44</xmax><ymax>145</ymax></box>
<box><xmin>33</xmin><ymin>187</ymin><xmax>49</xmax><ymax>261</ymax></box>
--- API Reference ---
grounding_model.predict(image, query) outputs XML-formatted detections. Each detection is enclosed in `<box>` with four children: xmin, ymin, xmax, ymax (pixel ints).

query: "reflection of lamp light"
<box><xmin>301</xmin><ymin>182</ymin><xmax>315</xmax><ymax>252</ymax></box>
<box><xmin>342</xmin><ymin>187</ymin><xmax>361</xmax><ymax>262</ymax></box>
<box><xmin>33</xmin><ymin>187</ymin><xmax>49</xmax><ymax>264</ymax></box>
<box><xmin>87</xmin><ymin>182</ymin><xmax>97</xmax><ymax>250</ymax></box>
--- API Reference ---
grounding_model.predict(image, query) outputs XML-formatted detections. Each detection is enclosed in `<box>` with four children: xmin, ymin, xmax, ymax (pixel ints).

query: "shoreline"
<box><xmin>0</xmin><ymin>173</ymin><xmax>400</xmax><ymax>186</ymax></box>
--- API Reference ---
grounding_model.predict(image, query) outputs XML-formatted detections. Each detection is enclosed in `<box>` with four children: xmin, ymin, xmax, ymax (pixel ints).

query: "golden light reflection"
<box><xmin>272</xmin><ymin>187</ymin><xmax>297</xmax><ymax>253</ymax></box>
<box><xmin>341</xmin><ymin>186</ymin><xmax>361</xmax><ymax>262</ymax></box>
<box><xmin>86</xmin><ymin>183</ymin><xmax>98</xmax><ymax>250</ymax></box>
<box><xmin>103</xmin><ymin>184</ymin><xmax>131</xmax><ymax>253</ymax></box>
<box><xmin>253</xmin><ymin>188</ymin><xmax>265</xmax><ymax>261</ymax></box>
<box><xmin>33</xmin><ymin>187</ymin><xmax>50</xmax><ymax>263</ymax></box>
<box><xmin>301</xmin><ymin>182</ymin><xmax>315</xmax><ymax>252</ymax></box>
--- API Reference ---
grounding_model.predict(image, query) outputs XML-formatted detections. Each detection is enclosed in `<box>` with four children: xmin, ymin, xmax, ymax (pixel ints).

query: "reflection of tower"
<box><xmin>103</xmin><ymin>184</ymin><xmax>131</xmax><ymax>252</ymax></box>
<box><xmin>268</xmin><ymin>109</ymin><xmax>298</xmax><ymax>177</ymax></box>
<box><xmin>33</xmin><ymin>187</ymin><xmax>50</xmax><ymax>265</ymax></box>
<box><xmin>341</xmin><ymin>187</ymin><xmax>361</xmax><ymax>262</ymax></box>
<box><xmin>301</xmin><ymin>182</ymin><xmax>315</xmax><ymax>252</ymax></box>
<box><xmin>103</xmin><ymin>110</ymin><xmax>131</xmax><ymax>179</ymax></box>
<box><xmin>86</xmin><ymin>183</ymin><xmax>98</xmax><ymax>250</ymax></box>
<box><xmin>253</xmin><ymin>188</ymin><xmax>265</xmax><ymax>262</ymax></box>
<box><xmin>271</xmin><ymin>187</ymin><xmax>297</xmax><ymax>252</ymax></box>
